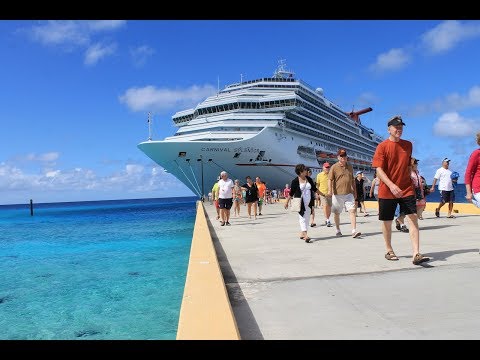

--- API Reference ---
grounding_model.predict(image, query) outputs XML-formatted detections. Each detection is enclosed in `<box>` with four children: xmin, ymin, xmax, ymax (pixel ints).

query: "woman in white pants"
<box><xmin>285</xmin><ymin>164</ymin><xmax>320</xmax><ymax>243</ymax></box>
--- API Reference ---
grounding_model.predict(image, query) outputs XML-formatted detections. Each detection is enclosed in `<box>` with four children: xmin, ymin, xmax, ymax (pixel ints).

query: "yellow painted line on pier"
<box><xmin>176</xmin><ymin>201</ymin><xmax>240</xmax><ymax>340</ymax></box>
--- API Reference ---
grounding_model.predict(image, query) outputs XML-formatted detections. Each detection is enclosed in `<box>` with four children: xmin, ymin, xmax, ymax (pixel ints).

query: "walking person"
<box><xmin>354</xmin><ymin>171</ymin><xmax>369</xmax><ymax>217</ymax></box>
<box><xmin>232</xmin><ymin>179</ymin><xmax>243</xmax><ymax>217</ymax></box>
<box><xmin>328</xmin><ymin>149</ymin><xmax>361</xmax><ymax>238</ymax></box>
<box><xmin>283</xmin><ymin>183</ymin><xmax>291</xmax><ymax>199</ymax></box>
<box><xmin>218</xmin><ymin>171</ymin><xmax>234</xmax><ymax>226</ymax></box>
<box><xmin>465</xmin><ymin>131</ymin><xmax>480</xmax><ymax>209</ymax></box>
<box><xmin>430</xmin><ymin>158</ymin><xmax>456</xmax><ymax>218</ymax></box>
<box><xmin>211</xmin><ymin>176</ymin><xmax>221</xmax><ymax>221</ymax></box>
<box><xmin>411</xmin><ymin>158</ymin><xmax>427</xmax><ymax>220</ymax></box>
<box><xmin>255</xmin><ymin>177</ymin><xmax>266</xmax><ymax>215</ymax></box>
<box><xmin>372</xmin><ymin>115</ymin><xmax>429</xmax><ymax>265</ymax></box>
<box><xmin>369</xmin><ymin>170</ymin><xmax>380</xmax><ymax>200</ymax></box>
<box><xmin>284</xmin><ymin>163</ymin><xmax>320</xmax><ymax>243</ymax></box>
<box><xmin>315</xmin><ymin>162</ymin><xmax>333</xmax><ymax>227</ymax></box>
<box><xmin>307</xmin><ymin>168</ymin><xmax>317</xmax><ymax>227</ymax></box>
<box><xmin>241</xmin><ymin>176</ymin><xmax>259</xmax><ymax>220</ymax></box>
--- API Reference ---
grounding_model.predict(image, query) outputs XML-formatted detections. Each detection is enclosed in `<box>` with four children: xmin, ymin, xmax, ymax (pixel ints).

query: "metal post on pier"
<box><xmin>30</xmin><ymin>199</ymin><xmax>34</xmax><ymax>216</ymax></box>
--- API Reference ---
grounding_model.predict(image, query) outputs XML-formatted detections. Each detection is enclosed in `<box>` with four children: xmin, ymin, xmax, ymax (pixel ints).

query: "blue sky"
<box><xmin>1</xmin><ymin>20</ymin><xmax>479</xmax><ymax>205</ymax></box>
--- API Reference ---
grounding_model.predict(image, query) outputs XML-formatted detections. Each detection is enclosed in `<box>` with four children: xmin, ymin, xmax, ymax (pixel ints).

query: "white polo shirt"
<box><xmin>434</xmin><ymin>167</ymin><xmax>453</xmax><ymax>191</ymax></box>
<box><xmin>218</xmin><ymin>178</ymin><xmax>234</xmax><ymax>199</ymax></box>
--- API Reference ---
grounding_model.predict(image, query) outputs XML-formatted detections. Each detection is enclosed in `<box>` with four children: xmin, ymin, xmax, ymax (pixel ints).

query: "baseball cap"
<box><xmin>355</xmin><ymin>170</ymin><xmax>363</xmax><ymax>176</ymax></box>
<box><xmin>443</xmin><ymin>158</ymin><xmax>450</xmax><ymax>163</ymax></box>
<box><xmin>387</xmin><ymin>115</ymin><xmax>406</xmax><ymax>127</ymax></box>
<box><xmin>337</xmin><ymin>149</ymin><xmax>347</xmax><ymax>157</ymax></box>
<box><xmin>323</xmin><ymin>162</ymin><xmax>331</xmax><ymax>168</ymax></box>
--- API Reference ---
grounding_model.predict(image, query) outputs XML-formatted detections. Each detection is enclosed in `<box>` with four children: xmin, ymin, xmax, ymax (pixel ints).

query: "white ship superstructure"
<box><xmin>138</xmin><ymin>61</ymin><xmax>384</xmax><ymax>198</ymax></box>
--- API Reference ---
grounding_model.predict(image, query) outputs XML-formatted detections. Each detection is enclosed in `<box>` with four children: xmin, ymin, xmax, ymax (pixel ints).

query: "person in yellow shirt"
<box><xmin>211</xmin><ymin>176</ymin><xmax>221</xmax><ymax>220</ymax></box>
<box><xmin>255</xmin><ymin>176</ymin><xmax>266</xmax><ymax>215</ymax></box>
<box><xmin>315</xmin><ymin>162</ymin><xmax>333</xmax><ymax>227</ymax></box>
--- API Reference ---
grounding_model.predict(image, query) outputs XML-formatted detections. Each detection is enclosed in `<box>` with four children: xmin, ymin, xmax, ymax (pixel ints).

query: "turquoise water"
<box><xmin>0</xmin><ymin>197</ymin><xmax>197</xmax><ymax>340</ymax></box>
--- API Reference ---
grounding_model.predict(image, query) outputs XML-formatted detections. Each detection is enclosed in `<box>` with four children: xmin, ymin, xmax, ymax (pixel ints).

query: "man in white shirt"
<box><xmin>430</xmin><ymin>158</ymin><xmax>456</xmax><ymax>218</ymax></box>
<box><xmin>218</xmin><ymin>170</ymin><xmax>235</xmax><ymax>226</ymax></box>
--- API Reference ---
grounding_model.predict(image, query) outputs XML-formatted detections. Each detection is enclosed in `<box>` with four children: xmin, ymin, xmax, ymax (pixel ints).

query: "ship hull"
<box><xmin>138</xmin><ymin>127</ymin><xmax>374</xmax><ymax>197</ymax></box>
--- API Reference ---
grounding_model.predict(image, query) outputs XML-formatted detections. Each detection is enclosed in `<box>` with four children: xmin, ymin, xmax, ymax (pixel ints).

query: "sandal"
<box><xmin>304</xmin><ymin>237</ymin><xmax>312</xmax><ymax>243</ymax></box>
<box><xmin>413</xmin><ymin>253</ymin><xmax>430</xmax><ymax>265</ymax></box>
<box><xmin>385</xmin><ymin>251</ymin><xmax>399</xmax><ymax>261</ymax></box>
<box><xmin>447</xmin><ymin>215</ymin><xmax>456</xmax><ymax>218</ymax></box>
<box><xmin>395</xmin><ymin>219</ymin><xmax>401</xmax><ymax>231</ymax></box>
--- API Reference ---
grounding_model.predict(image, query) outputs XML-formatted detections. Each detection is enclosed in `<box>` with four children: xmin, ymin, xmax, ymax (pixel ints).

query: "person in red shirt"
<box><xmin>465</xmin><ymin>131</ymin><xmax>480</xmax><ymax>209</ymax></box>
<box><xmin>372</xmin><ymin>115</ymin><xmax>430</xmax><ymax>265</ymax></box>
<box><xmin>283</xmin><ymin>184</ymin><xmax>291</xmax><ymax>199</ymax></box>
<box><xmin>255</xmin><ymin>177</ymin><xmax>266</xmax><ymax>215</ymax></box>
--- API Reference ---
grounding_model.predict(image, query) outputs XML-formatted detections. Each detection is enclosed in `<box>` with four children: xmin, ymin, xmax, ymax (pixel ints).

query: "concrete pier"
<box><xmin>204</xmin><ymin>201</ymin><xmax>480</xmax><ymax>339</ymax></box>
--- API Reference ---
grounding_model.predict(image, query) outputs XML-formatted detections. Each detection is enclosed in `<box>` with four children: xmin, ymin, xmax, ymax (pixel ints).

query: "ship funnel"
<box><xmin>347</xmin><ymin>107</ymin><xmax>373</xmax><ymax>124</ymax></box>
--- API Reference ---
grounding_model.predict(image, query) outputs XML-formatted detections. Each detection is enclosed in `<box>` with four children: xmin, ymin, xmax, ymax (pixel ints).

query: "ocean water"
<box><xmin>0</xmin><ymin>197</ymin><xmax>197</xmax><ymax>340</ymax></box>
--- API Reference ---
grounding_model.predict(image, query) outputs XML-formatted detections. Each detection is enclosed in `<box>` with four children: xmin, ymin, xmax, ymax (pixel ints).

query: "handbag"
<box><xmin>290</xmin><ymin>197</ymin><xmax>302</xmax><ymax>212</ymax></box>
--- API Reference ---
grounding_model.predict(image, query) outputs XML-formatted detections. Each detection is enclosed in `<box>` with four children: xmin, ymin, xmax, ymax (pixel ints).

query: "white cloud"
<box><xmin>369</xmin><ymin>48</ymin><xmax>411</xmax><ymax>73</ymax></box>
<box><xmin>0</xmin><ymin>160</ymin><xmax>186</xmax><ymax>199</ymax></box>
<box><xmin>28</xmin><ymin>20</ymin><xmax>126</xmax><ymax>47</ymax></box>
<box><xmin>368</xmin><ymin>21</ymin><xmax>480</xmax><ymax>75</ymax></box>
<box><xmin>45</xmin><ymin>170</ymin><xmax>60</xmax><ymax>178</ymax></box>
<box><xmin>409</xmin><ymin>85</ymin><xmax>480</xmax><ymax>116</ymax></box>
<box><xmin>433</xmin><ymin>112</ymin><xmax>477</xmax><ymax>137</ymax></box>
<box><xmin>126</xmin><ymin>164</ymin><xmax>144</xmax><ymax>175</ymax></box>
<box><xmin>12</xmin><ymin>151</ymin><xmax>60</xmax><ymax>164</ymax></box>
<box><xmin>86</xmin><ymin>20</ymin><xmax>126</xmax><ymax>31</ymax></box>
<box><xmin>38</xmin><ymin>152</ymin><xmax>60</xmax><ymax>162</ymax></box>
<box><xmin>84</xmin><ymin>42</ymin><xmax>117</xmax><ymax>66</ymax></box>
<box><xmin>119</xmin><ymin>84</ymin><xmax>217</xmax><ymax>112</ymax></box>
<box><xmin>30</xmin><ymin>20</ymin><xmax>89</xmax><ymax>46</ymax></box>
<box><xmin>421</xmin><ymin>20</ymin><xmax>480</xmax><ymax>54</ymax></box>
<box><xmin>130</xmin><ymin>45</ymin><xmax>155</xmax><ymax>68</ymax></box>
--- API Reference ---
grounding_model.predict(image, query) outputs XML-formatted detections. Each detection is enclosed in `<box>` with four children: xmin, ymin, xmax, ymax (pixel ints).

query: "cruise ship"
<box><xmin>138</xmin><ymin>61</ymin><xmax>384</xmax><ymax>199</ymax></box>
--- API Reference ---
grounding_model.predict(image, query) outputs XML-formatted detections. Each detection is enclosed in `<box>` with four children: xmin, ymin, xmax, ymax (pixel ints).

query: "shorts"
<box><xmin>440</xmin><ymin>190</ymin><xmax>455</xmax><ymax>203</ymax></box>
<box><xmin>472</xmin><ymin>192</ymin><xmax>480</xmax><ymax>208</ymax></box>
<box><xmin>318</xmin><ymin>194</ymin><xmax>332</xmax><ymax>208</ymax></box>
<box><xmin>218</xmin><ymin>198</ymin><xmax>233</xmax><ymax>210</ymax></box>
<box><xmin>378</xmin><ymin>196</ymin><xmax>416</xmax><ymax>221</ymax></box>
<box><xmin>332</xmin><ymin>193</ymin><xmax>355</xmax><ymax>214</ymax></box>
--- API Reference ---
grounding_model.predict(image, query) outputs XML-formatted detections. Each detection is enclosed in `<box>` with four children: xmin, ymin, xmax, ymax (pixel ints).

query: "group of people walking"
<box><xmin>284</xmin><ymin>117</ymin><xmax>480</xmax><ymax>266</ymax></box>
<box><xmin>209</xmin><ymin>119</ymin><xmax>480</xmax><ymax>266</ymax></box>
<box><xmin>210</xmin><ymin>172</ymin><xmax>269</xmax><ymax>226</ymax></box>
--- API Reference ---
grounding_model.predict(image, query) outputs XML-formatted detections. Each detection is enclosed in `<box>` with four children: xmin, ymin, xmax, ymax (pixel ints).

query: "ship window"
<box><xmin>233</xmin><ymin>153</ymin><xmax>241</xmax><ymax>158</ymax></box>
<box><xmin>178</xmin><ymin>152</ymin><xmax>186</xmax><ymax>157</ymax></box>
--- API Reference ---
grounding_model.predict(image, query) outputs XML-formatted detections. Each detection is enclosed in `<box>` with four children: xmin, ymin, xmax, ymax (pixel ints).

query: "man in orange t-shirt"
<box><xmin>372</xmin><ymin>115</ymin><xmax>430</xmax><ymax>266</ymax></box>
<box><xmin>255</xmin><ymin>176</ymin><xmax>266</xmax><ymax>215</ymax></box>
